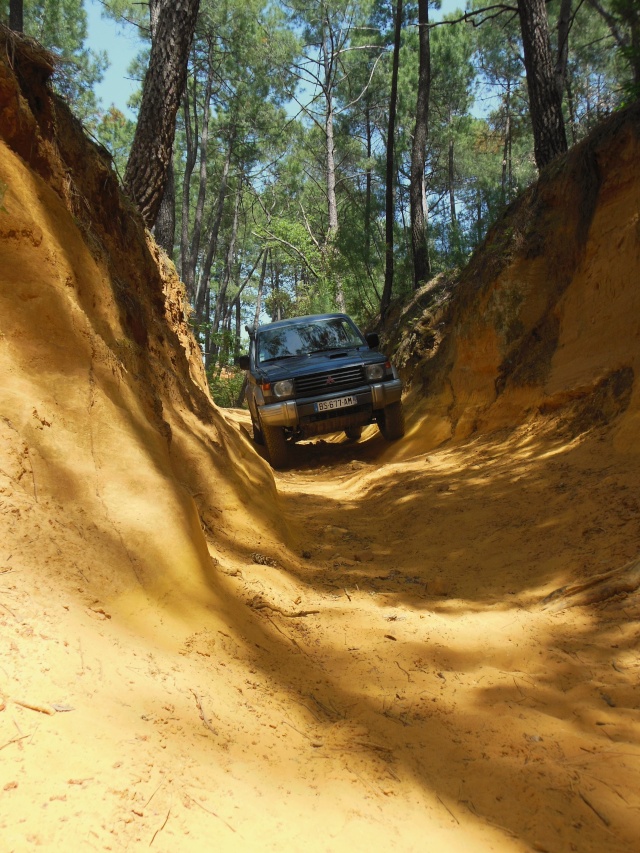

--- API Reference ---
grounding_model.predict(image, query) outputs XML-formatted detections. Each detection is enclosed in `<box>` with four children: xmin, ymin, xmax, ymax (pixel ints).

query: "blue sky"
<box><xmin>85</xmin><ymin>0</ymin><xmax>465</xmax><ymax>118</ymax></box>
<box><xmin>86</xmin><ymin>0</ymin><xmax>144</xmax><ymax>117</ymax></box>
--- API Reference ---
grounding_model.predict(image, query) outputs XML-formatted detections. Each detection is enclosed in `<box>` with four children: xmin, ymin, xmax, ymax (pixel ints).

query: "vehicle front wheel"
<box><xmin>378</xmin><ymin>401</ymin><xmax>405</xmax><ymax>441</ymax></box>
<box><xmin>345</xmin><ymin>425</ymin><xmax>363</xmax><ymax>441</ymax></box>
<box><xmin>261</xmin><ymin>421</ymin><xmax>288</xmax><ymax>469</ymax></box>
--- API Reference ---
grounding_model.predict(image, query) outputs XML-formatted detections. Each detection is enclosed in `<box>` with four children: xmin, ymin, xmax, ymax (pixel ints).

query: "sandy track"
<box><xmin>2</xmin><ymin>412</ymin><xmax>640</xmax><ymax>852</ymax></box>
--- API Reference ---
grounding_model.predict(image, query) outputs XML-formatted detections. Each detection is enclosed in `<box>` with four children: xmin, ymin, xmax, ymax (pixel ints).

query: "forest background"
<box><xmin>2</xmin><ymin>0</ymin><xmax>639</xmax><ymax>405</ymax></box>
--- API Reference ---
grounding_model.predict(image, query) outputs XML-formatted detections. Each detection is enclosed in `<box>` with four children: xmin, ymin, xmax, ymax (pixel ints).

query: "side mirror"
<box><xmin>235</xmin><ymin>355</ymin><xmax>250</xmax><ymax>370</ymax></box>
<box><xmin>366</xmin><ymin>333</ymin><xmax>379</xmax><ymax>349</ymax></box>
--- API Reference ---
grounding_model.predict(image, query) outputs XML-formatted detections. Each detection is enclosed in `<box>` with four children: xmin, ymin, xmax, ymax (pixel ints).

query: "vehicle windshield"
<box><xmin>257</xmin><ymin>317</ymin><xmax>365</xmax><ymax>364</ymax></box>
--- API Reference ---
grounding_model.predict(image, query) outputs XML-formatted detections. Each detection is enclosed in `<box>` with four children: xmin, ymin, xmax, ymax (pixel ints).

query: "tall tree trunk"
<box><xmin>448</xmin><ymin>133</ymin><xmax>456</xmax><ymax>225</ymax></box>
<box><xmin>565</xmin><ymin>76</ymin><xmax>578</xmax><ymax>144</ymax></box>
<box><xmin>153</xmin><ymin>159</ymin><xmax>176</xmax><ymax>255</ymax></box>
<box><xmin>380</xmin><ymin>0</ymin><xmax>403</xmax><ymax>321</ymax></box>
<box><xmin>193</xmin><ymin>132</ymin><xmax>235</xmax><ymax>323</ymax></box>
<box><xmin>251</xmin><ymin>250</ymin><xmax>269</xmax><ymax>332</ymax></box>
<box><xmin>124</xmin><ymin>0</ymin><xmax>200</xmax><ymax>228</ymax></box>
<box><xmin>410</xmin><ymin>0</ymin><xmax>431</xmax><ymax>290</ymax></box>
<box><xmin>272</xmin><ymin>262</ymin><xmax>282</xmax><ymax>322</ymax></box>
<box><xmin>322</xmin><ymin>17</ymin><xmax>346</xmax><ymax>312</ymax></box>
<box><xmin>212</xmin><ymin>185</ymin><xmax>241</xmax><ymax>343</ymax></box>
<box><xmin>204</xmin><ymin>285</ymin><xmax>211</xmax><ymax>365</ymax></box>
<box><xmin>323</xmin><ymin>20</ymin><xmax>339</xmax><ymax>241</ymax></box>
<box><xmin>517</xmin><ymin>0</ymin><xmax>568</xmax><ymax>169</ymax></box>
<box><xmin>555</xmin><ymin>0</ymin><xmax>572</xmax><ymax>98</ymax></box>
<box><xmin>9</xmin><ymin>0</ymin><xmax>23</xmax><ymax>32</ymax></box>
<box><xmin>183</xmin><ymin>51</ymin><xmax>215</xmax><ymax>303</ymax></box>
<box><xmin>234</xmin><ymin>298</ymin><xmax>242</xmax><ymax>360</ymax></box>
<box><xmin>501</xmin><ymin>81</ymin><xmax>512</xmax><ymax>206</ymax></box>
<box><xmin>179</xmin><ymin>80</ymin><xmax>198</xmax><ymax>285</ymax></box>
<box><xmin>325</xmin><ymin>99</ymin><xmax>339</xmax><ymax>241</ymax></box>
<box><xmin>364</xmin><ymin>104</ymin><xmax>372</xmax><ymax>270</ymax></box>
<box><xmin>148</xmin><ymin>0</ymin><xmax>175</xmax><ymax>256</ymax></box>
<box><xmin>448</xmin><ymin>131</ymin><xmax>461</xmax><ymax>259</ymax></box>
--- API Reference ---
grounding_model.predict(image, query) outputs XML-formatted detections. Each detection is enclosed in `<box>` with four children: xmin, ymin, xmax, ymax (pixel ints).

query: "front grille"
<box><xmin>294</xmin><ymin>365</ymin><xmax>365</xmax><ymax>397</ymax></box>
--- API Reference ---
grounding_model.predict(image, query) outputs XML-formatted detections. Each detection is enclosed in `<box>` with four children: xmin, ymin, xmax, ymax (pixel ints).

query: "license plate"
<box><xmin>316</xmin><ymin>395</ymin><xmax>358</xmax><ymax>413</ymax></box>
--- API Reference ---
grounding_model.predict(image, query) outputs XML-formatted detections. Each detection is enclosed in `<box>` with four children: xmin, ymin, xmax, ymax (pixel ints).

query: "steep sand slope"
<box><xmin>388</xmin><ymin>101</ymin><xmax>640</xmax><ymax>460</ymax></box>
<box><xmin>1</xmin><ymin>30</ymin><xmax>640</xmax><ymax>853</ymax></box>
<box><xmin>0</xmin><ymin>31</ymin><xmax>284</xmax><ymax>630</ymax></box>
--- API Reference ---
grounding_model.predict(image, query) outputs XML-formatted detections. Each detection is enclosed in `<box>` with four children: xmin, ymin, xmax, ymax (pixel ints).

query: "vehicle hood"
<box><xmin>254</xmin><ymin>348</ymin><xmax>387</xmax><ymax>383</ymax></box>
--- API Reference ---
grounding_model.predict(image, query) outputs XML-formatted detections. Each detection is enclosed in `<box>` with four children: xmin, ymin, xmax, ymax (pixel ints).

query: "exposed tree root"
<box><xmin>541</xmin><ymin>557</ymin><xmax>640</xmax><ymax>611</ymax></box>
<box><xmin>247</xmin><ymin>595</ymin><xmax>320</xmax><ymax>618</ymax></box>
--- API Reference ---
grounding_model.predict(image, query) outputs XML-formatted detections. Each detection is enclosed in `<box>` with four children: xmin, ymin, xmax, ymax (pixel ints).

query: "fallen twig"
<box><xmin>0</xmin><ymin>734</ymin><xmax>30</xmax><ymax>751</ymax></box>
<box><xmin>184</xmin><ymin>792</ymin><xmax>236</xmax><ymax>834</ymax></box>
<box><xmin>263</xmin><ymin>613</ymin><xmax>309</xmax><ymax>655</ymax></box>
<box><xmin>191</xmin><ymin>690</ymin><xmax>218</xmax><ymax>735</ymax></box>
<box><xmin>0</xmin><ymin>600</ymin><xmax>16</xmax><ymax>618</ymax></box>
<box><xmin>149</xmin><ymin>806</ymin><xmax>171</xmax><ymax>846</ymax></box>
<box><xmin>143</xmin><ymin>781</ymin><xmax>164</xmax><ymax>809</ymax></box>
<box><xmin>283</xmin><ymin>719</ymin><xmax>323</xmax><ymax>747</ymax></box>
<box><xmin>437</xmin><ymin>794</ymin><xmax>460</xmax><ymax>824</ymax></box>
<box><xmin>395</xmin><ymin>660</ymin><xmax>412</xmax><ymax>682</ymax></box>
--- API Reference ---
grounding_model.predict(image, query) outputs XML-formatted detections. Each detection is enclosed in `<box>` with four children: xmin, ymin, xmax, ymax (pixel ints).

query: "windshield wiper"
<box><xmin>307</xmin><ymin>345</ymin><xmax>361</xmax><ymax>354</ymax></box>
<box><xmin>260</xmin><ymin>353</ymin><xmax>300</xmax><ymax>364</ymax></box>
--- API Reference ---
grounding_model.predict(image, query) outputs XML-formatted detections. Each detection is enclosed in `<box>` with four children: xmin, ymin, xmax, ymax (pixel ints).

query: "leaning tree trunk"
<box><xmin>409</xmin><ymin>0</ymin><xmax>431</xmax><ymax>290</ymax></box>
<box><xmin>124</xmin><ymin>0</ymin><xmax>200</xmax><ymax>228</ymax></box>
<box><xmin>380</xmin><ymin>0</ymin><xmax>403</xmax><ymax>321</ymax></box>
<box><xmin>517</xmin><ymin>0</ymin><xmax>568</xmax><ymax>170</ymax></box>
<box><xmin>153</xmin><ymin>159</ymin><xmax>176</xmax><ymax>255</ymax></box>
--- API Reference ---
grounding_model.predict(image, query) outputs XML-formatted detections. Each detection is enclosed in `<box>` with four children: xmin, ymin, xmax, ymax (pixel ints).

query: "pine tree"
<box><xmin>124</xmin><ymin>0</ymin><xmax>199</xmax><ymax>227</ymax></box>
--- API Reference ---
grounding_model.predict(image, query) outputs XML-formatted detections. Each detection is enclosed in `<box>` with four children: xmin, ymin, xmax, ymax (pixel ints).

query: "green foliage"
<box><xmin>33</xmin><ymin>0</ymin><xmax>630</xmax><ymax>340</ymax></box>
<box><xmin>207</xmin><ymin>366</ymin><xmax>245</xmax><ymax>408</ymax></box>
<box><xmin>93</xmin><ymin>107</ymin><xmax>135</xmax><ymax>177</ymax></box>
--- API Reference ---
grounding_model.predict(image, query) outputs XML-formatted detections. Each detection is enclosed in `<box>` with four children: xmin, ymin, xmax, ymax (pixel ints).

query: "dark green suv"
<box><xmin>237</xmin><ymin>313</ymin><xmax>404</xmax><ymax>468</ymax></box>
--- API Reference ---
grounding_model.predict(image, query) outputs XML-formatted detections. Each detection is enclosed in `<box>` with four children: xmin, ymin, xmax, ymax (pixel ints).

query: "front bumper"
<box><xmin>259</xmin><ymin>379</ymin><xmax>402</xmax><ymax>429</ymax></box>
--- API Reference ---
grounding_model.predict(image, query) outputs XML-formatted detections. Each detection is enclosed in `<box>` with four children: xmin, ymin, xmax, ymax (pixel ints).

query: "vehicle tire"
<box><xmin>261</xmin><ymin>421</ymin><xmax>288</xmax><ymax>469</ymax></box>
<box><xmin>345</xmin><ymin>425</ymin><xmax>363</xmax><ymax>441</ymax></box>
<box><xmin>378</xmin><ymin>401</ymin><xmax>405</xmax><ymax>441</ymax></box>
<box><xmin>251</xmin><ymin>416</ymin><xmax>264</xmax><ymax>446</ymax></box>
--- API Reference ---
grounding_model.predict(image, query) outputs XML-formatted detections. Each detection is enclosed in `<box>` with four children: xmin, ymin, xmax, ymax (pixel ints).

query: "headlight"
<box><xmin>365</xmin><ymin>363</ymin><xmax>386</xmax><ymax>382</ymax></box>
<box><xmin>273</xmin><ymin>379</ymin><xmax>294</xmax><ymax>398</ymax></box>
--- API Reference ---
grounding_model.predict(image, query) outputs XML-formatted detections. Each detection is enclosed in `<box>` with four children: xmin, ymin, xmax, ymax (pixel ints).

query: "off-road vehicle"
<box><xmin>237</xmin><ymin>313</ymin><xmax>404</xmax><ymax>468</ymax></box>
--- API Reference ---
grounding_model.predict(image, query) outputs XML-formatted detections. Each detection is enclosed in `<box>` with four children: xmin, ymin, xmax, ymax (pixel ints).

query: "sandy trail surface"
<box><xmin>3</xmin><ymin>411</ymin><xmax>639</xmax><ymax>853</ymax></box>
